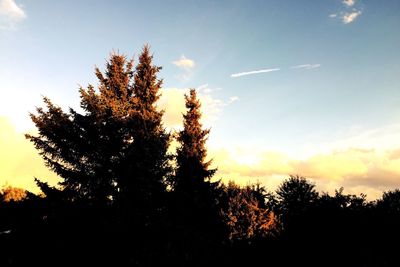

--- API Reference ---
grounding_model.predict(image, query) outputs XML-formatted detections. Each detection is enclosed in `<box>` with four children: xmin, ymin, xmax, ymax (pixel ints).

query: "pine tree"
<box><xmin>117</xmin><ymin>45</ymin><xmax>171</xmax><ymax>210</ymax></box>
<box><xmin>171</xmin><ymin>89</ymin><xmax>220</xmax><ymax>265</ymax></box>
<box><xmin>26</xmin><ymin>46</ymin><xmax>171</xmax><ymax>208</ymax></box>
<box><xmin>175</xmin><ymin>89</ymin><xmax>216</xmax><ymax>192</ymax></box>
<box><xmin>26</xmin><ymin>53</ymin><xmax>134</xmax><ymax>205</ymax></box>
<box><xmin>117</xmin><ymin>45</ymin><xmax>171</xmax><ymax>265</ymax></box>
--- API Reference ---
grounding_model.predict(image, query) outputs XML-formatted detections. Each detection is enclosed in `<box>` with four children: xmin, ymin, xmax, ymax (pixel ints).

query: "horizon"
<box><xmin>1</xmin><ymin>0</ymin><xmax>400</xmax><ymax>200</ymax></box>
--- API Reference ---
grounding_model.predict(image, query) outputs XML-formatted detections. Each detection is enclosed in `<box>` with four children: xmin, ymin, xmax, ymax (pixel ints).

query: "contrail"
<box><xmin>230</xmin><ymin>68</ymin><xmax>280</xmax><ymax>78</ymax></box>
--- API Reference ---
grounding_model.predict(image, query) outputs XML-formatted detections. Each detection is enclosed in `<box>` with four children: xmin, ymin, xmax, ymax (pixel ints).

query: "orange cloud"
<box><xmin>160</xmin><ymin>87</ymin><xmax>227</xmax><ymax>129</ymax></box>
<box><xmin>159</xmin><ymin>88</ymin><xmax>187</xmax><ymax>129</ymax></box>
<box><xmin>3</xmin><ymin>89</ymin><xmax>400</xmax><ymax>202</ymax></box>
<box><xmin>0</xmin><ymin>116</ymin><xmax>59</xmax><ymax>192</ymax></box>
<box><xmin>211</xmin><ymin>146</ymin><xmax>400</xmax><ymax>200</ymax></box>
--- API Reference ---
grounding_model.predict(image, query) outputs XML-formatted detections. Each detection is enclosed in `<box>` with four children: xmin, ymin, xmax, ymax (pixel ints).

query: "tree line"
<box><xmin>1</xmin><ymin>45</ymin><xmax>400</xmax><ymax>266</ymax></box>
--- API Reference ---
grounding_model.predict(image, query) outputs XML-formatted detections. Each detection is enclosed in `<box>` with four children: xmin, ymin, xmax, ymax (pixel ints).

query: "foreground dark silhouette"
<box><xmin>1</xmin><ymin>46</ymin><xmax>400</xmax><ymax>266</ymax></box>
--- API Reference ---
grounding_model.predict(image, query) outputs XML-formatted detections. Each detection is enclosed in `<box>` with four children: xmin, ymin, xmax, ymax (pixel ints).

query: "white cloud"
<box><xmin>228</xmin><ymin>96</ymin><xmax>239</xmax><ymax>103</ymax></box>
<box><xmin>172</xmin><ymin>55</ymin><xmax>195</xmax><ymax>82</ymax></box>
<box><xmin>342</xmin><ymin>10</ymin><xmax>362</xmax><ymax>24</ymax></box>
<box><xmin>203</xmin><ymin>88</ymin><xmax>213</xmax><ymax>94</ymax></box>
<box><xmin>343</xmin><ymin>0</ymin><xmax>355</xmax><ymax>7</ymax></box>
<box><xmin>197</xmin><ymin>83</ymin><xmax>221</xmax><ymax>94</ymax></box>
<box><xmin>0</xmin><ymin>0</ymin><xmax>26</xmax><ymax>30</ymax></box>
<box><xmin>330</xmin><ymin>0</ymin><xmax>362</xmax><ymax>24</ymax></box>
<box><xmin>160</xmin><ymin>86</ymin><xmax>229</xmax><ymax>129</ymax></box>
<box><xmin>291</xmin><ymin>64</ymin><xmax>321</xmax><ymax>70</ymax></box>
<box><xmin>230</xmin><ymin>68</ymin><xmax>280</xmax><ymax>78</ymax></box>
<box><xmin>197</xmin><ymin>84</ymin><xmax>209</xmax><ymax>92</ymax></box>
<box><xmin>172</xmin><ymin>55</ymin><xmax>195</xmax><ymax>69</ymax></box>
<box><xmin>303</xmin><ymin>124</ymin><xmax>400</xmax><ymax>155</ymax></box>
<box><xmin>175</xmin><ymin>72</ymin><xmax>193</xmax><ymax>82</ymax></box>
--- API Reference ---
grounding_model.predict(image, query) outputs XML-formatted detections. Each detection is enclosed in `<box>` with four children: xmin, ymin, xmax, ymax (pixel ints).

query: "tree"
<box><xmin>0</xmin><ymin>186</ymin><xmax>27</xmax><ymax>202</ymax></box>
<box><xmin>276</xmin><ymin>175</ymin><xmax>318</xmax><ymax>227</ymax></box>
<box><xmin>26</xmin><ymin>53</ymin><xmax>134</xmax><ymax>205</ymax></box>
<box><xmin>220</xmin><ymin>182</ymin><xmax>279</xmax><ymax>242</ymax></box>
<box><xmin>174</xmin><ymin>89</ymin><xmax>216</xmax><ymax>192</ymax></box>
<box><xmin>169</xmin><ymin>89</ymin><xmax>220</xmax><ymax>265</ymax></box>
<box><xmin>377</xmin><ymin>189</ymin><xmax>400</xmax><ymax>214</ymax></box>
<box><xmin>26</xmin><ymin>45</ymin><xmax>171</xmax><ymax>210</ymax></box>
<box><xmin>117</xmin><ymin>45</ymin><xmax>171</xmax><ymax>211</ymax></box>
<box><xmin>25</xmin><ymin>45</ymin><xmax>172</xmax><ymax>265</ymax></box>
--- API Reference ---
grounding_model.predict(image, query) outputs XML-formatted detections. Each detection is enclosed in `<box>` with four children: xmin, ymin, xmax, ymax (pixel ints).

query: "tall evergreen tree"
<box><xmin>26</xmin><ymin>53</ymin><xmax>134</xmax><ymax>205</ymax></box>
<box><xmin>26</xmin><ymin>46</ymin><xmax>171</xmax><ymax>209</ymax></box>
<box><xmin>170</xmin><ymin>89</ymin><xmax>220</xmax><ymax>265</ymax></box>
<box><xmin>174</xmin><ymin>89</ymin><xmax>216</xmax><ymax>192</ymax></box>
<box><xmin>25</xmin><ymin>46</ymin><xmax>172</xmax><ymax>265</ymax></box>
<box><xmin>118</xmin><ymin>45</ymin><xmax>171</xmax><ymax>211</ymax></box>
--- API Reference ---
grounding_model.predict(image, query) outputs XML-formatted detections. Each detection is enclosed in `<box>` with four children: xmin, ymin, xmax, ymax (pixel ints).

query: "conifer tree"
<box><xmin>26</xmin><ymin>53</ymin><xmax>134</xmax><ymax>205</ymax></box>
<box><xmin>174</xmin><ymin>89</ymin><xmax>216</xmax><ymax>193</ymax></box>
<box><xmin>26</xmin><ymin>46</ymin><xmax>171</xmax><ymax>209</ymax></box>
<box><xmin>117</xmin><ymin>45</ymin><xmax>171</xmax><ymax>210</ymax></box>
<box><xmin>171</xmin><ymin>89</ymin><xmax>220</xmax><ymax>265</ymax></box>
<box><xmin>26</xmin><ymin>48</ymin><xmax>171</xmax><ymax>265</ymax></box>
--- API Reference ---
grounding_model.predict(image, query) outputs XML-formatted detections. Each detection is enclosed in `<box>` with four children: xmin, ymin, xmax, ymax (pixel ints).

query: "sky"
<box><xmin>1</xmin><ymin>0</ymin><xmax>400</xmax><ymax>199</ymax></box>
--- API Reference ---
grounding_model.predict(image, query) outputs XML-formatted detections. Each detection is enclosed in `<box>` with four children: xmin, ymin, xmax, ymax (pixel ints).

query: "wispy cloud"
<box><xmin>0</xmin><ymin>0</ymin><xmax>26</xmax><ymax>30</ymax></box>
<box><xmin>172</xmin><ymin>55</ymin><xmax>195</xmax><ymax>69</ymax></box>
<box><xmin>329</xmin><ymin>0</ymin><xmax>362</xmax><ymax>24</ymax></box>
<box><xmin>291</xmin><ymin>64</ymin><xmax>321</xmax><ymax>70</ymax></box>
<box><xmin>230</xmin><ymin>68</ymin><xmax>280</xmax><ymax>78</ymax></box>
<box><xmin>342</xmin><ymin>10</ymin><xmax>362</xmax><ymax>24</ymax></box>
<box><xmin>172</xmin><ymin>55</ymin><xmax>195</xmax><ymax>82</ymax></box>
<box><xmin>343</xmin><ymin>0</ymin><xmax>355</xmax><ymax>7</ymax></box>
<box><xmin>197</xmin><ymin>83</ymin><xmax>221</xmax><ymax>94</ymax></box>
<box><xmin>228</xmin><ymin>96</ymin><xmax>239</xmax><ymax>103</ymax></box>
<box><xmin>160</xmin><ymin>85</ymin><xmax>238</xmax><ymax>129</ymax></box>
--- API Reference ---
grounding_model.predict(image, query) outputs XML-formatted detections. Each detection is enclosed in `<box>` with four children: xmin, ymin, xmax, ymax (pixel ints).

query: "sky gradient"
<box><xmin>1</xmin><ymin>0</ymin><xmax>400</xmax><ymax>199</ymax></box>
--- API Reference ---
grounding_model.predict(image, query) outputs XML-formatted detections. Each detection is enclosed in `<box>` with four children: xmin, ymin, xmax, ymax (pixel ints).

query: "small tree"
<box><xmin>0</xmin><ymin>186</ymin><xmax>27</xmax><ymax>202</ymax></box>
<box><xmin>377</xmin><ymin>189</ymin><xmax>400</xmax><ymax>214</ymax></box>
<box><xmin>276</xmin><ymin>175</ymin><xmax>318</xmax><ymax>227</ymax></box>
<box><xmin>220</xmin><ymin>182</ymin><xmax>279</xmax><ymax>242</ymax></box>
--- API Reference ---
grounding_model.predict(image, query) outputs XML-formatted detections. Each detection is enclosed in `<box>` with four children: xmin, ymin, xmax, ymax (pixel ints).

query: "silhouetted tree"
<box><xmin>26</xmin><ymin>45</ymin><xmax>171</xmax><ymax>207</ymax></box>
<box><xmin>276</xmin><ymin>175</ymin><xmax>318</xmax><ymax>228</ymax></box>
<box><xmin>26</xmin><ymin>53</ymin><xmax>135</xmax><ymax>205</ymax></box>
<box><xmin>377</xmin><ymin>189</ymin><xmax>400</xmax><ymax>213</ymax></box>
<box><xmin>6</xmin><ymin>44</ymin><xmax>400</xmax><ymax>267</ymax></box>
<box><xmin>25</xmin><ymin>46</ymin><xmax>172</xmax><ymax>265</ymax></box>
<box><xmin>117</xmin><ymin>45</ymin><xmax>171</xmax><ymax>212</ymax></box>
<box><xmin>174</xmin><ymin>89</ymin><xmax>216</xmax><ymax>191</ymax></box>
<box><xmin>169</xmin><ymin>89</ymin><xmax>220</xmax><ymax>265</ymax></box>
<box><xmin>113</xmin><ymin>46</ymin><xmax>172</xmax><ymax>265</ymax></box>
<box><xmin>220</xmin><ymin>182</ymin><xmax>279</xmax><ymax>242</ymax></box>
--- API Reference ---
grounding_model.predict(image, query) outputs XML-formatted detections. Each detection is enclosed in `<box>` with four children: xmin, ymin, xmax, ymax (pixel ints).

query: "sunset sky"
<box><xmin>1</xmin><ymin>0</ymin><xmax>400</xmax><ymax>199</ymax></box>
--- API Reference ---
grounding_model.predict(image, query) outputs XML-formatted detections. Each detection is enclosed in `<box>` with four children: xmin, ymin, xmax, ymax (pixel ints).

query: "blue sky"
<box><xmin>1</xmin><ymin>0</ymin><xmax>400</xmax><ymax>198</ymax></box>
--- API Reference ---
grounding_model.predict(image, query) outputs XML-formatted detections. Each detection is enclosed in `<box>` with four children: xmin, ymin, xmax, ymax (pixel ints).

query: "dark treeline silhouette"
<box><xmin>1</xmin><ymin>46</ymin><xmax>400</xmax><ymax>266</ymax></box>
